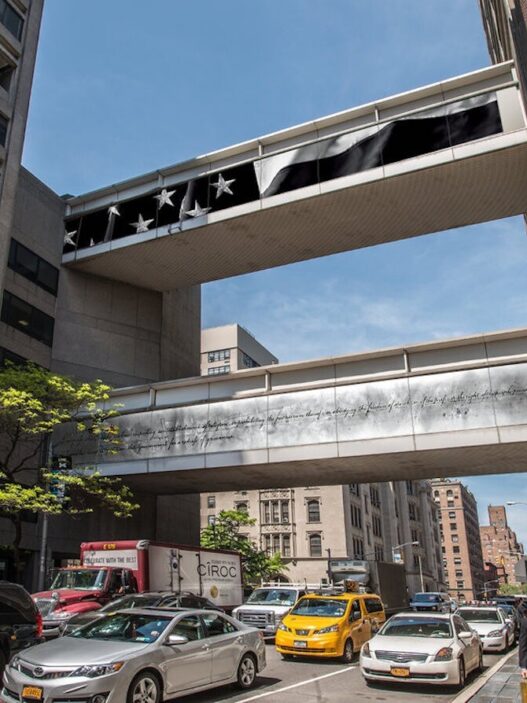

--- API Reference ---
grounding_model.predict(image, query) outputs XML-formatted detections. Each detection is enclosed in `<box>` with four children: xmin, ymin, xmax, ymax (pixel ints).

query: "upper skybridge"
<box><xmin>62</xmin><ymin>62</ymin><xmax>527</xmax><ymax>291</ymax></box>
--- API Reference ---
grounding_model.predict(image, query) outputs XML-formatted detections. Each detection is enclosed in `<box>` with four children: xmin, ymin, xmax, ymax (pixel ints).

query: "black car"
<box><xmin>0</xmin><ymin>581</ymin><xmax>43</xmax><ymax>673</ymax></box>
<box><xmin>59</xmin><ymin>590</ymin><xmax>223</xmax><ymax>636</ymax></box>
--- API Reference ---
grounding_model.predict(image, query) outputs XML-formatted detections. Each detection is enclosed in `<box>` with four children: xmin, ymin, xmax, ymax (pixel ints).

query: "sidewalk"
<box><xmin>452</xmin><ymin>648</ymin><xmax>523</xmax><ymax>703</ymax></box>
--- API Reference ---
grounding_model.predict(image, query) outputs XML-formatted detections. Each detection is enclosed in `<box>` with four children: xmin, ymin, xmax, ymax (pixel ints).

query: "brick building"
<box><xmin>480</xmin><ymin>505</ymin><xmax>524</xmax><ymax>585</ymax></box>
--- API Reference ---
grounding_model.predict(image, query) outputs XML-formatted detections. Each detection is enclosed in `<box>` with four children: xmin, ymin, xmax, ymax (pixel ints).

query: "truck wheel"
<box><xmin>341</xmin><ymin>638</ymin><xmax>354</xmax><ymax>663</ymax></box>
<box><xmin>237</xmin><ymin>653</ymin><xmax>257</xmax><ymax>689</ymax></box>
<box><xmin>127</xmin><ymin>671</ymin><xmax>161</xmax><ymax>703</ymax></box>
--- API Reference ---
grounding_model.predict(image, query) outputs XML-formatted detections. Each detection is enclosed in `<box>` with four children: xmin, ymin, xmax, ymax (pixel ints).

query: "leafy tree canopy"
<box><xmin>200</xmin><ymin>509</ymin><xmax>287</xmax><ymax>585</ymax></box>
<box><xmin>498</xmin><ymin>582</ymin><xmax>527</xmax><ymax>595</ymax></box>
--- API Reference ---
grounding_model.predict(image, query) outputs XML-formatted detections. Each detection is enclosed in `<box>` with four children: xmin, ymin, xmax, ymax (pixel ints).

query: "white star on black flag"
<box><xmin>108</xmin><ymin>204</ymin><xmax>120</xmax><ymax>217</ymax></box>
<box><xmin>211</xmin><ymin>173</ymin><xmax>235</xmax><ymax>199</ymax></box>
<box><xmin>64</xmin><ymin>230</ymin><xmax>77</xmax><ymax>246</ymax></box>
<box><xmin>185</xmin><ymin>201</ymin><xmax>211</xmax><ymax>218</ymax></box>
<box><xmin>154</xmin><ymin>188</ymin><xmax>176</xmax><ymax>209</ymax></box>
<box><xmin>131</xmin><ymin>214</ymin><xmax>155</xmax><ymax>233</ymax></box>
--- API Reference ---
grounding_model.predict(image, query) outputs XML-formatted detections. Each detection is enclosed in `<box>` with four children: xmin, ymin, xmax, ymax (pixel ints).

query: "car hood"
<box><xmin>18</xmin><ymin>636</ymin><xmax>150</xmax><ymax>666</ymax></box>
<box><xmin>33</xmin><ymin>590</ymin><xmax>102</xmax><ymax>606</ymax></box>
<box><xmin>284</xmin><ymin>615</ymin><xmax>342</xmax><ymax>629</ymax></box>
<box><xmin>462</xmin><ymin>622</ymin><xmax>504</xmax><ymax>635</ymax></box>
<box><xmin>370</xmin><ymin>634</ymin><xmax>455</xmax><ymax>655</ymax></box>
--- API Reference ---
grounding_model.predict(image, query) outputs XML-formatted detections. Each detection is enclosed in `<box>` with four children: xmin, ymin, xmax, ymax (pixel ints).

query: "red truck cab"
<box><xmin>32</xmin><ymin>565</ymin><xmax>136</xmax><ymax>638</ymax></box>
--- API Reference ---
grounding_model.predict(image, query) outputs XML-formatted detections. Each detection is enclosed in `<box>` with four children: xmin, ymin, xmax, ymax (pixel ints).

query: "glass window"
<box><xmin>0</xmin><ymin>346</ymin><xmax>25</xmax><ymax>366</ymax></box>
<box><xmin>201</xmin><ymin>612</ymin><xmax>236</xmax><ymax>637</ymax></box>
<box><xmin>380</xmin><ymin>616</ymin><xmax>452</xmax><ymax>638</ymax></box>
<box><xmin>309</xmin><ymin>533</ymin><xmax>322</xmax><ymax>557</ymax></box>
<box><xmin>236</xmin><ymin>502</ymin><xmax>248</xmax><ymax>514</ymax></box>
<box><xmin>364</xmin><ymin>597</ymin><xmax>383</xmax><ymax>613</ymax></box>
<box><xmin>0</xmin><ymin>0</ymin><xmax>23</xmax><ymax>40</ymax></box>
<box><xmin>71</xmin><ymin>613</ymin><xmax>171</xmax><ymax>643</ymax></box>
<box><xmin>282</xmin><ymin>534</ymin><xmax>291</xmax><ymax>557</ymax></box>
<box><xmin>281</xmin><ymin>501</ymin><xmax>289</xmax><ymax>523</ymax></box>
<box><xmin>0</xmin><ymin>113</ymin><xmax>7</xmax><ymax>146</ymax></box>
<box><xmin>0</xmin><ymin>62</ymin><xmax>13</xmax><ymax>92</ymax></box>
<box><xmin>307</xmin><ymin>500</ymin><xmax>320</xmax><ymax>522</ymax></box>
<box><xmin>246</xmin><ymin>589</ymin><xmax>297</xmax><ymax>606</ymax></box>
<box><xmin>1</xmin><ymin>291</ymin><xmax>54</xmax><ymax>346</ymax></box>
<box><xmin>171</xmin><ymin>614</ymin><xmax>203</xmax><ymax>640</ymax></box>
<box><xmin>207</xmin><ymin>515</ymin><xmax>215</xmax><ymax>526</ymax></box>
<box><xmin>291</xmin><ymin>598</ymin><xmax>347</xmax><ymax>618</ymax></box>
<box><xmin>8</xmin><ymin>242</ymin><xmax>60</xmax><ymax>295</ymax></box>
<box><xmin>207</xmin><ymin>496</ymin><xmax>215</xmax><ymax>508</ymax></box>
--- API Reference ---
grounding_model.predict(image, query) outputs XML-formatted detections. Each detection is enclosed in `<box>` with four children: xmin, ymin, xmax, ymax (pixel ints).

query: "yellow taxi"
<box><xmin>275</xmin><ymin>592</ymin><xmax>385</xmax><ymax>662</ymax></box>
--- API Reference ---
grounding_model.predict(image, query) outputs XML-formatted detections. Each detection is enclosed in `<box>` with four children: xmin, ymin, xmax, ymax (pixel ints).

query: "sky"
<box><xmin>23</xmin><ymin>1</ymin><xmax>527</xmax><ymax>547</ymax></box>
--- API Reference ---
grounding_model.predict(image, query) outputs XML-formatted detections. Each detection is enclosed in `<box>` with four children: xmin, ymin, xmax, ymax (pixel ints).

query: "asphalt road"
<box><xmin>178</xmin><ymin>645</ymin><xmax>511</xmax><ymax>703</ymax></box>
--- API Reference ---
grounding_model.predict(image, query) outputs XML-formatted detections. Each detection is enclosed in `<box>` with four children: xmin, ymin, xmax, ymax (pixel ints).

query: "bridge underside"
<box><xmin>119</xmin><ymin>441</ymin><xmax>527</xmax><ymax>494</ymax></box>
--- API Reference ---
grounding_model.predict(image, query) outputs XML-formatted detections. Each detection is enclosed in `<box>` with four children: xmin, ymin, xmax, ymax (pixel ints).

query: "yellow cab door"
<box><xmin>348</xmin><ymin>598</ymin><xmax>368</xmax><ymax>651</ymax></box>
<box><xmin>363</xmin><ymin>596</ymin><xmax>386</xmax><ymax>636</ymax></box>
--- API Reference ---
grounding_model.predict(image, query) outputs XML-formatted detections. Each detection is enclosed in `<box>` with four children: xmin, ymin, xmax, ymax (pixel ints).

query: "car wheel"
<box><xmin>237</xmin><ymin>653</ymin><xmax>257</xmax><ymax>690</ymax></box>
<box><xmin>341</xmin><ymin>638</ymin><xmax>354</xmax><ymax>664</ymax></box>
<box><xmin>456</xmin><ymin>659</ymin><xmax>466</xmax><ymax>690</ymax></box>
<box><xmin>127</xmin><ymin>671</ymin><xmax>161</xmax><ymax>703</ymax></box>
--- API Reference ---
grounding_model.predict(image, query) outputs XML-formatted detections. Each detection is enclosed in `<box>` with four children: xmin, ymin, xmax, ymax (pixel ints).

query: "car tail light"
<box><xmin>36</xmin><ymin>611</ymin><xmax>43</xmax><ymax>638</ymax></box>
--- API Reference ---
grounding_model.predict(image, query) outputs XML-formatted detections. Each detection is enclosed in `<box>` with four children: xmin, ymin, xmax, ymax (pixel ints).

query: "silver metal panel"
<box><xmin>267</xmin><ymin>387</ymin><xmax>337</xmax><ymax>448</ymax></box>
<box><xmin>204</xmin><ymin>397</ymin><xmax>268</xmax><ymax>452</ymax></box>
<box><xmin>489</xmin><ymin>362</ymin><xmax>527</xmax><ymax>427</ymax></box>
<box><xmin>410</xmin><ymin>367</ymin><xmax>495</xmax><ymax>434</ymax></box>
<box><xmin>336</xmin><ymin>378</ymin><xmax>412</xmax><ymax>441</ymax></box>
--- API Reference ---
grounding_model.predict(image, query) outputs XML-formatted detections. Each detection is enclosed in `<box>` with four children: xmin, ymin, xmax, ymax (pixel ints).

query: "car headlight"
<box><xmin>278</xmin><ymin>622</ymin><xmax>291</xmax><ymax>632</ymax></box>
<box><xmin>9</xmin><ymin>656</ymin><xmax>21</xmax><ymax>671</ymax></box>
<box><xmin>315</xmin><ymin>625</ymin><xmax>339</xmax><ymax>634</ymax></box>
<box><xmin>362</xmin><ymin>642</ymin><xmax>371</xmax><ymax>657</ymax></box>
<box><xmin>434</xmin><ymin>647</ymin><xmax>453</xmax><ymax>661</ymax></box>
<box><xmin>70</xmin><ymin>662</ymin><xmax>124</xmax><ymax>678</ymax></box>
<box><xmin>487</xmin><ymin>629</ymin><xmax>505</xmax><ymax>638</ymax></box>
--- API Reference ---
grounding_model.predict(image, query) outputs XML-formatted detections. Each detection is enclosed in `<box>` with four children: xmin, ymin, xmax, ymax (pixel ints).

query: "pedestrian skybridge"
<box><xmin>59</xmin><ymin>328</ymin><xmax>527</xmax><ymax>492</ymax></box>
<box><xmin>62</xmin><ymin>62</ymin><xmax>527</xmax><ymax>291</ymax></box>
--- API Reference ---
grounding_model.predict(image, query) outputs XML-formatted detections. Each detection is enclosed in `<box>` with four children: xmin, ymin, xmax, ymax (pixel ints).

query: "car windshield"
<box><xmin>290</xmin><ymin>598</ymin><xmax>347</xmax><ymax>618</ymax></box>
<box><xmin>457</xmin><ymin>609</ymin><xmax>500</xmax><ymax>623</ymax></box>
<box><xmin>99</xmin><ymin>595</ymin><xmax>160</xmax><ymax>613</ymax></box>
<box><xmin>413</xmin><ymin>593</ymin><xmax>441</xmax><ymax>602</ymax></box>
<box><xmin>380</xmin><ymin>617</ymin><xmax>452</xmax><ymax>638</ymax></box>
<box><xmin>246</xmin><ymin>589</ymin><xmax>298</xmax><ymax>606</ymax></box>
<box><xmin>70</xmin><ymin>613</ymin><xmax>172</xmax><ymax>643</ymax></box>
<box><xmin>49</xmin><ymin>569</ymin><xmax>107</xmax><ymax>591</ymax></box>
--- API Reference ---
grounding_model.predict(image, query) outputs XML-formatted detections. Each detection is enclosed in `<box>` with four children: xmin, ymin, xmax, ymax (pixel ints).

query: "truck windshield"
<box><xmin>50</xmin><ymin>569</ymin><xmax>107</xmax><ymax>591</ymax></box>
<box><xmin>246</xmin><ymin>589</ymin><xmax>297</xmax><ymax>606</ymax></box>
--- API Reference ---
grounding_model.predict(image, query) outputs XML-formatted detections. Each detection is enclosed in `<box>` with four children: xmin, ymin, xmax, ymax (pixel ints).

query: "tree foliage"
<box><xmin>200</xmin><ymin>509</ymin><xmax>287</xmax><ymax>585</ymax></box>
<box><xmin>0</xmin><ymin>363</ymin><xmax>138</xmax><ymax>578</ymax></box>
<box><xmin>498</xmin><ymin>582</ymin><xmax>527</xmax><ymax>595</ymax></box>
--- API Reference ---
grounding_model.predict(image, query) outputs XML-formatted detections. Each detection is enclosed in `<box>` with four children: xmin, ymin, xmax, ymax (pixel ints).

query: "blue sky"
<box><xmin>23</xmin><ymin>1</ymin><xmax>527</xmax><ymax>546</ymax></box>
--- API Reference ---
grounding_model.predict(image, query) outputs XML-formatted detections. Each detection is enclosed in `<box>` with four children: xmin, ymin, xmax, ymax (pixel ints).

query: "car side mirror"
<box><xmin>165</xmin><ymin>634</ymin><xmax>189</xmax><ymax>646</ymax></box>
<box><xmin>458</xmin><ymin>631</ymin><xmax>472</xmax><ymax>640</ymax></box>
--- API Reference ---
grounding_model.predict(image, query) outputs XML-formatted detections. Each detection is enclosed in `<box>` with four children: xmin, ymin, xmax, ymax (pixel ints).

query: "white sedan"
<box><xmin>360</xmin><ymin>612</ymin><xmax>482</xmax><ymax>688</ymax></box>
<box><xmin>456</xmin><ymin>606</ymin><xmax>514</xmax><ymax>652</ymax></box>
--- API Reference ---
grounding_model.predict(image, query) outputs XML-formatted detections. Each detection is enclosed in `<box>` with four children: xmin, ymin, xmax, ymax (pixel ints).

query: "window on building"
<box><xmin>366</xmin><ymin>525</ymin><xmax>371</xmax><ymax>545</ymax></box>
<box><xmin>207</xmin><ymin>496</ymin><xmax>215</xmax><ymax>509</ymax></box>
<box><xmin>409</xmin><ymin>503</ymin><xmax>417</xmax><ymax>521</ymax></box>
<box><xmin>350</xmin><ymin>504</ymin><xmax>362</xmax><ymax>529</ymax></box>
<box><xmin>452</xmin><ymin>535</ymin><xmax>459</xmax><ymax>543</ymax></box>
<box><xmin>406</xmin><ymin>481</ymin><xmax>414</xmax><ymax>495</ymax></box>
<box><xmin>309</xmin><ymin>533</ymin><xmax>322</xmax><ymax>557</ymax></box>
<box><xmin>263</xmin><ymin>534</ymin><xmax>271</xmax><ymax>555</ymax></box>
<box><xmin>352</xmin><ymin>537</ymin><xmax>364</xmax><ymax>560</ymax></box>
<box><xmin>281</xmin><ymin>501</ymin><xmax>289</xmax><ymax>523</ymax></box>
<box><xmin>0</xmin><ymin>0</ymin><xmax>23</xmax><ymax>40</ymax></box>
<box><xmin>447</xmin><ymin>500</ymin><xmax>455</xmax><ymax>507</ymax></box>
<box><xmin>434</xmin><ymin>490</ymin><xmax>439</xmax><ymax>498</ymax></box>
<box><xmin>236</xmin><ymin>502</ymin><xmax>248</xmax><ymax>514</ymax></box>
<box><xmin>450</xmin><ymin>523</ymin><xmax>457</xmax><ymax>531</ymax></box>
<box><xmin>8</xmin><ymin>240</ymin><xmax>59</xmax><ymax>295</ymax></box>
<box><xmin>207</xmin><ymin>515</ymin><xmax>216</xmax><ymax>526</ymax></box>
<box><xmin>307</xmin><ymin>500</ymin><xmax>320</xmax><ymax>523</ymax></box>
<box><xmin>456</xmin><ymin>580</ymin><xmax>464</xmax><ymax>589</ymax></box>
<box><xmin>1</xmin><ymin>291</ymin><xmax>54</xmax><ymax>346</ymax></box>
<box><xmin>370</xmin><ymin>486</ymin><xmax>380</xmax><ymax>508</ymax></box>
<box><xmin>372</xmin><ymin>515</ymin><xmax>382</xmax><ymax>538</ymax></box>
<box><xmin>0</xmin><ymin>346</ymin><xmax>25</xmax><ymax>366</ymax></box>
<box><xmin>272</xmin><ymin>501</ymin><xmax>280</xmax><ymax>523</ymax></box>
<box><xmin>272</xmin><ymin>534</ymin><xmax>280</xmax><ymax>554</ymax></box>
<box><xmin>207</xmin><ymin>365</ymin><xmax>230</xmax><ymax>376</ymax></box>
<box><xmin>411</xmin><ymin>528</ymin><xmax>418</xmax><ymax>542</ymax></box>
<box><xmin>0</xmin><ymin>113</ymin><xmax>7</xmax><ymax>147</ymax></box>
<box><xmin>413</xmin><ymin>555</ymin><xmax>420</xmax><ymax>568</ymax></box>
<box><xmin>262</xmin><ymin>501</ymin><xmax>270</xmax><ymax>524</ymax></box>
<box><xmin>242</xmin><ymin>352</ymin><xmax>260</xmax><ymax>368</ymax></box>
<box><xmin>349</xmin><ymin>483</ymin><xmax>360</xmax><ymax>496</ymax></box>
<box><xmin>453</xmin><ymin>546</ymin><xmax>460</xmax><ymax>554</ymax></box>
<box><xmin>454</xmin><ymin>557</ymin><xmax>462</xmax><ymax>565</ymax></box>
<box><xmin>0</xmin><ymin>62</ymin><xmax>14</xmax><ymax>93</ymax></box>
<box><xmin>282</xmin><ymin>534</ymin><xmax>291</xmax><ymax>557</ymax></box>
<box><xmin>455</xmin><ymin>570</ymin><xmax>463</xmax><ymax>578</ymax></box>
<box><xmin>207</xmin><ymin>348</ymin><xmax>230</xmax><ymax>363</ymax></box>
<box><xmin>374</xmin><ymin>545</ymin><xmax>384</xmax><ymax>561</ymax></box>
<box><xmin>449</xmin><ymin>511</ymin><xmax>456</xmax><ymax>519</ymax></box>
<box><xmin>446</xmin><ymin>490</ymin><xmax>453</xmax><ymax>497</ymax></box>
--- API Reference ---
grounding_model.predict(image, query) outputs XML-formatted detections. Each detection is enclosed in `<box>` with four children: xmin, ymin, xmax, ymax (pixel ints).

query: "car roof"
<box><xmin>300</xmin><ymin>592</ymin><xmax>375</xmax><ymax>601</ymax></box>
<box><xmin>458</xmin><ymin>605</ymin><xmax>500</xmax><ymax>610</ymax></box>
<box><xmin>116</xmin><ymin>607</ymin><xmax>223</xmax><ymax>617</ymax></box>
<box><xmin>393</xmin><ymin>611</ymin><xmax>452</xmax><ymax>619</ymax></box>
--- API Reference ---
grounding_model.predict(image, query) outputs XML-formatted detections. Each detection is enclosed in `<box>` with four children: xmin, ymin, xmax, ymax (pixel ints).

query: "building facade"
<box><xmin>201</xmin><ymin>324</ymin><xmax>277</xmax><ymax>377</ymax></box>
<box><xmin>431</xmin><ymin>478</ymin><xmax>485</xmax><ymax>602</ymax></box>
<box><xmin>480</xmin><ymin>505</ymin><xmax>524</xmax><ymax>585</ymax></box>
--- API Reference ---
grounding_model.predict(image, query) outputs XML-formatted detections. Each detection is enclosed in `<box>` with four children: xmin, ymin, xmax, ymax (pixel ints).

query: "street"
<box><xmin>179</xmin><ymin>645</ymin><xmax>514</xmax><ymax>703</ymax></box>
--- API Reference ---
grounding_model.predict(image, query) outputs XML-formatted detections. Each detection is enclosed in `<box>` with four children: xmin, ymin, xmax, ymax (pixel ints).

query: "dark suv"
<box><xmin>0</xmin><ymin>581</ymin><xmax>43</xmax><ymax>673</ymax></box>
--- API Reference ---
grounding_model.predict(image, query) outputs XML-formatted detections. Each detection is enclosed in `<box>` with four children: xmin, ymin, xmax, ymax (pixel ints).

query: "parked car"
<box><xmin>498</xmin><ymin>604</ymin><xmax>521</xmax><ymax>641</ymax></box>
<box><xmin>233</xmin><ymin>586</ymin><xmax>307</xmax><ymax>638</ymax></box>
<box><xmin>456</xmin><ymin>606</ymin><xmax>513</xmax><ymax>652</ymax></box>
<box><xmin>275</xmin><ymin>592</ymin><xmax>385</xmax><ymax>662</ymax></box>
<box><xmin>3</xmin><ymin>608</ymin><xmax>266</xmax><ymax>702</ymax></box>
<box><xmin>58</xmin><ymin>591</ymin><xmax>223</xmax><ymax>636</ymax></box>
<box><xmin>0</xmin><ymin>582</ymin><xmax>43</xmax><ymax>675</ymax></box>
<box><xmin>360</xmin><ymin>611</ymin><xmax>482</xmax><ymax>688</ymax></box>
<box><xmin>409</xmin><ymin>592</ymin><xmax>451</xmax><ymax>613</ymax></box>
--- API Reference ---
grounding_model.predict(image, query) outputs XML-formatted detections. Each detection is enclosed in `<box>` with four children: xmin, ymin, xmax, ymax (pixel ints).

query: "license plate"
<box><xmin>294</xmin><ymin>640</ymin><xmax>308</xmax><ymax>648</ymax></box>
<box><xmin>390</xmin><ymin>667</ymin><xmax>410</xmax><ymax>678</ymax></box>
<box><xmin>22</xmin><ymin>687</ymin><xmax>43</xmax><ymax>700</ymax></box>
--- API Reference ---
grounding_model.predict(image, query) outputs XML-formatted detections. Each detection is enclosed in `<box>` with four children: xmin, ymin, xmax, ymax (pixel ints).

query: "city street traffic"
<box><xmin>181</xmin><ymin>645</ymin><xmax>513</xmax><ymax>703</ymax></box>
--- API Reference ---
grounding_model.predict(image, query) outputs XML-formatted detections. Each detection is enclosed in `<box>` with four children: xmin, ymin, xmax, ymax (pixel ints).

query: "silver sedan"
<box><xmin>2</xmin><ymin>608</ymin><xmax>266</xmax><ymax>702</ymax></box>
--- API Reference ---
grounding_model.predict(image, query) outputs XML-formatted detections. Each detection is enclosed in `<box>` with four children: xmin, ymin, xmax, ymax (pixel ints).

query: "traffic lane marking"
<box><xmin>235</xmin><ymin>665</ymin><xmax>356</xmax><ymax>702</ymax></box>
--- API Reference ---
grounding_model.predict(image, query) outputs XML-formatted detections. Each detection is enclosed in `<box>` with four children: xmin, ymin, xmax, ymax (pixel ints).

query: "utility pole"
<box><xmin>37</xmin><ymin>436</ymin><xmax>52</xmax><ymax>591</ymax></box>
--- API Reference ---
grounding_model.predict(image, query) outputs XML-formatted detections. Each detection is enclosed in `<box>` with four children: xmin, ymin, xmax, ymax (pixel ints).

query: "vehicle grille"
<box><xmin>19</xmin><ymin>664</ymin><xmax>74</xmax><ymax>680</ymax></box>
<box><xmin>237</xmin><ymin>611</ymin><xmax>273</xmax><ymax>627</ymax></box>
<box><xmin>2</xmin><ymin>687</ymin><xmax>20</xmax><ymax>701</ymax></box>
<box><xmin>375</xmin><ymin>651</ymin><xmax>429</xmax><ymax>663</ymax></box>
<box><xmin>295</xmin><ymin>629</ymin><xmax>311</xmax><ymax>636</ymax></box>
<box><xmin>280</xmin><ymin>645</ymin><xmax>334</xmax><ymax>653</ymax></box>
<box><xmin>363</xmin><ymin>668</ymin><xmax>445</xmax><ymax>680</ymax></box>
<box><xmin>34</xmin><ymin>599</ymin><xmax>55</xmax><ymax>617</ymax></box>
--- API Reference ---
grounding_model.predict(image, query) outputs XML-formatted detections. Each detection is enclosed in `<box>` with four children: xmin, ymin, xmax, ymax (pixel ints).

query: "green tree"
<box><xmin>200</xmin><ymin>509</ymin><xmax>287</xmax><ymax>585</ymax></box>
<box><xmin>0</xmin><ymin>362</ymin><xmax>138</xmax><ymax>582</ymax></box>
<box><xmin>498</xmin><ymin>583</ymin><xmax>527</xmax><ymax>595</ymax></box>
